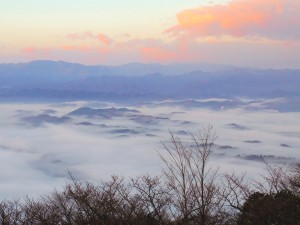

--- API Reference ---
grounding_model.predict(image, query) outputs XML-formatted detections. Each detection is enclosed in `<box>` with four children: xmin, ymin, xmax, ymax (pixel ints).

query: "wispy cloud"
<box><xmin>22</xmin><ymin>47</ymin><xmax>51</xmax><ymax>55</ymax></box>
<box><xmin>61</xmin><ymin>45</ymin><xmax>93</xmax><ymax>51</ymax></box>
<box><xmin>141</xmin><ymin>47</ymin><xmax>176</xmax><ymax>62</ymax></box>
<box><xmin>22</xmin><ymin>38</ymin><xmax>195</xmax><ymax>64</ymax></box>
<box><xmin>165</xmin><ymin>0</ymin><xmax>300</xmax><ymax>40</ymax></box>
<box><xmin>23</xmin><ymin>47</ymin><xmax>36</xmax><ymax>54</ymax></box>
<box><xmin>67</xmin><ymin>31</ymin><xmax>113</xmax><ymax>45</ymax></box>
<box><xmin>67</xmin><ymin>31</ymin><xmax>95</xmax><ymax>40</ymax></box>
<box><xmin>97</xmin><ymin>34</ymin><xmax>112</xmax><ymax>45</ymax></box>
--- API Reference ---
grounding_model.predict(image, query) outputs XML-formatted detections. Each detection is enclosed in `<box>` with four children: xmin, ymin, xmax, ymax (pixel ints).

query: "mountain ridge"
<box><xmin>0</xmin><ymin>60</ymin><xmax>299</xmax><ymax>101</ymax></box>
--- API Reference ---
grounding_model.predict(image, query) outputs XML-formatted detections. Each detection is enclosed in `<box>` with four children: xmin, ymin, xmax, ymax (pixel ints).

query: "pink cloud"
<box><xmin>23</xmin><ymin>47</ymin><xmax>36</xmax><ymax>54</ymax></box>
<box><xmin>21</xmin><ymin>36</ymin><xmax>204</xmax><ymax>64</ymax></box>
<box><xmin>165</xmin><ymin>0</ymin><xmax>300</xmax><ymax>40</ymax></box>
<box><xmin>22</xmin><ymin>47</ymin><xmax>51</xmax><ymax>54</ymax></box>
<box><xmin>141</xmin><ymin>47</ymin><xmax>176</xmax><ymax>62</ymax></box>
<box><xmin>114</xmin><ymin>38</ymin><xmax>192</xmax><ymax>62</ymax></box>
<box><xmin>97</xmin><ymin>34</ymin><xmax>111</xmax><ymax>45</ymax></box>
<box><xmin>18</xmin><ymin>35</ymin><xmax>300</xmax><ymax>68</ymax></box>
<box><xmin>66</xmin><ymin>31</ymin><xmax>113</xmax><ymax>45</ymax></box>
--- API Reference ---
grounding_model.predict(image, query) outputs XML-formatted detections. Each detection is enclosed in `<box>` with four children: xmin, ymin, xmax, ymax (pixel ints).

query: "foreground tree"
<box><xmin>220</xmin><ymin>172</ymin><xmax>253</xmax><ymax>222</ymax></box>
<box><xmin>132</xmin><ymin>175</ymin><xmax>171</xmax><ymax>225</ymax></box>
<box><xmin>238</xmin><ymin>190</ymin><xmax>300</xmax><ymax>225</ymax></box>
<box><xmin>160</xmin><ymin>125</ymin><xmax>229</xmax><ymax>225</ymax></box>
<box><xmin>235</xmin><ymin>161</ymin><xmax>300</xmax><ymax>225</ymax></box>
<box><xmin>286</xmin><ymin>163</ymin><xmax>300</xmax><ymax>196</ymax></box>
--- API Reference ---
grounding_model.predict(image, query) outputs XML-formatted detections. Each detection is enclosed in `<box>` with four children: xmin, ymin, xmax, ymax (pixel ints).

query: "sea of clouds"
<box><xmin>0</xmin><ymin>99</ymin><xmax>299</xmax><ymax>199</ymax></box>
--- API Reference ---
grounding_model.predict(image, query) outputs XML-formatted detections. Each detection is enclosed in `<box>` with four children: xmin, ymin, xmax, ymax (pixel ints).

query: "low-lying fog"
<box><xmin>0</xmin><ymin>98</ymin><xmax>299</xmax><ymax>199</ymax></box>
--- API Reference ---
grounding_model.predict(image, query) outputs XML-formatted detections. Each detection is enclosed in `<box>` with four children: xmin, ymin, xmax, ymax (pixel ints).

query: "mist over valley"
<box><xmin>1</xmin><ymin>92</ymin><xmax>299</xmax><ymax>198</ymax></box>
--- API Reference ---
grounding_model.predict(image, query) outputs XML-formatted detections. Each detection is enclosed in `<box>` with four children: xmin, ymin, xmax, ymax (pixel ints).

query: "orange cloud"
<box><xmin>22</xmin><ymin>37</ymin><xmax>201</xmax><ymax>64</ymax></box>
<box><xmin>67</xmin><ymin>31</ymin><xmax>113</xmax><ymax>45</ymax></box>
<box><xmin>166</xmin><ymin>0</ymin><xmax>300</xmax><ymax>39</ymax></box>
<box><xmin>141</xmin><ymin>47</ymin><xmax>176</xmax><ymax>62</ymax></box>
<box><xmin>22</xmin><ymin>47</ymin><xmax>51</xmax><ymax>54</ymax></box>
<box><xmin>97</xmin><ymin>34</ymin><xmax>111</xmax><ymax>45</ymax></box>
<box><xmin>23</xmin><ymin>47</ymin><xmax>36</xmax><ymax>54</ymax></box>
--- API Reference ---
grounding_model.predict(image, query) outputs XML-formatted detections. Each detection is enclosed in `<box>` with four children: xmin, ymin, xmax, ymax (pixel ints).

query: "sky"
<box><xmin>1</xmin><ymin>0</ymin><xmax>300</xmax><ymax>68</ymax></box>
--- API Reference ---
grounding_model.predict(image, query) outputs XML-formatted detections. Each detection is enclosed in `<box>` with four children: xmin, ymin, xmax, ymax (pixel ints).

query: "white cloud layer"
<box><xmin>0</xmin><ymin>100</ymin><xmax>299</xmax><ymax>199</ymax></box>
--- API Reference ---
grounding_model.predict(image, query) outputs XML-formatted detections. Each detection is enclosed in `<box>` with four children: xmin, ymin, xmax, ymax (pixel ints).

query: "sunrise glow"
<box><xmin>1</xmin><ymin>0</ymin><xmax>299</xmax><ymax>68</ymax></box>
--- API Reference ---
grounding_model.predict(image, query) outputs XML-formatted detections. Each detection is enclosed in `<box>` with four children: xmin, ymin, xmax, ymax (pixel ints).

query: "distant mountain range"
<box><xmin>0</xmin><ymin>60</ymin><xmax>299</xmax><ymax>101</ymax></box>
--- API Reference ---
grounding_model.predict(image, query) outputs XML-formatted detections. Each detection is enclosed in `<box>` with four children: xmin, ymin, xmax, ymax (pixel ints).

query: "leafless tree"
<box><xmin>160</xmin><ymin>125</ymin><xmax>225</xmax><ymax>225</ymax></box>
<box><xmin>132</xmin><ymin>174</ymin><xmax>171</xmax><ymax>225</ymax></box>
<box><xmin>0</xmin><ymin>200</ymin><xmax>22</xmax><ymax>225</ymax></box>
<box><xmin>220</xmin><ymin>172</ymin><xmax>253</xmax><ymax>222</ymax></box>
<box><xmin>284</xmin><ymin>162</ymin><xmax>300</xmax><ymax>196</ymax></box>
<box><xmin>254</xmin><ymin>161</ymin><xmax>288</xmax><ymax>194</ymax></box>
